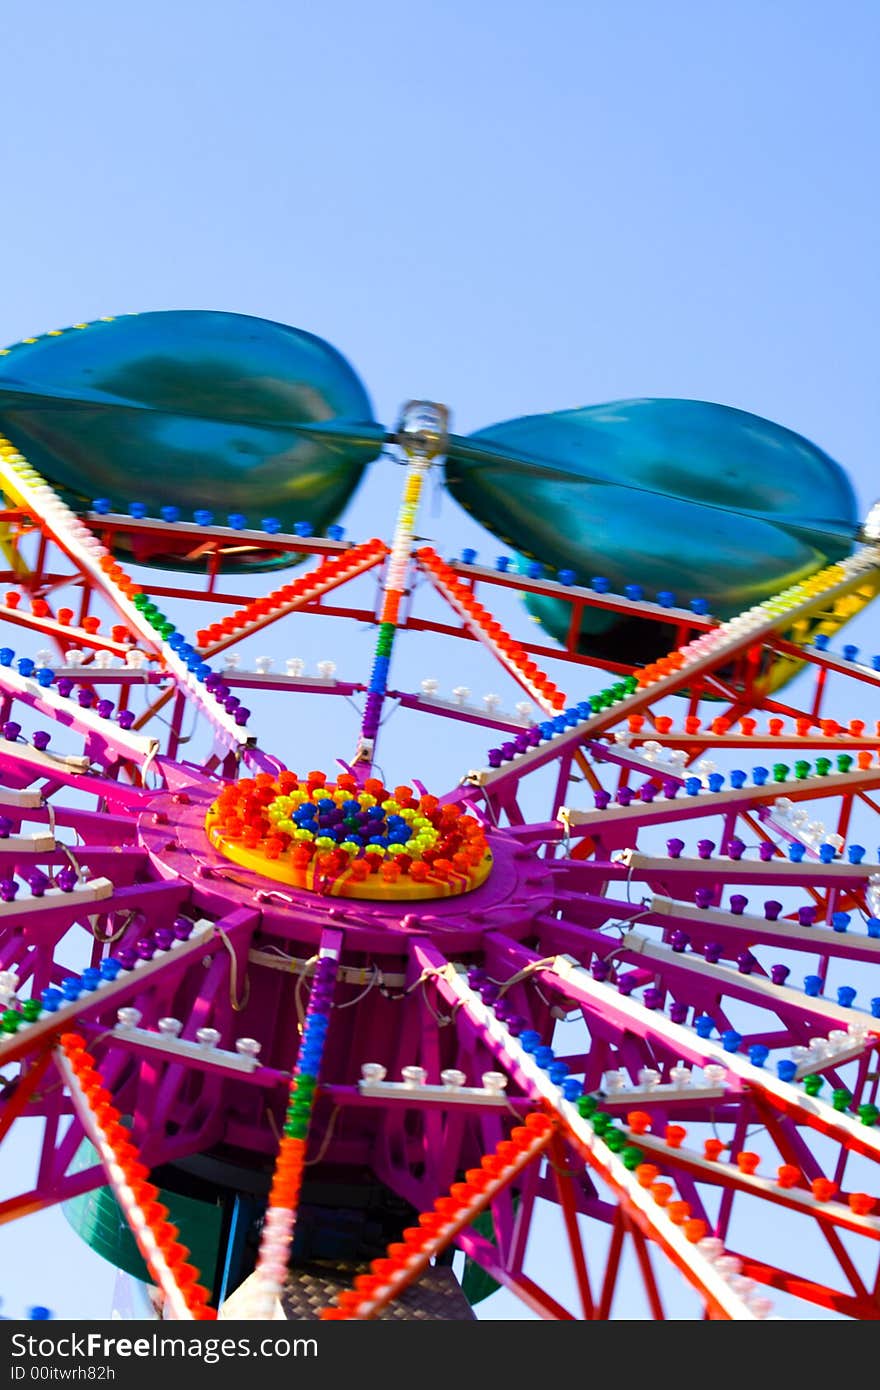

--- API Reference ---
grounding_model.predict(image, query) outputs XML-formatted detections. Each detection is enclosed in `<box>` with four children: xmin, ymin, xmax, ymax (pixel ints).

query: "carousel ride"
<box><xmin>1</xmin><ymin>311</ymin><xmax>880</xmax><ymax>1320</ymax></box>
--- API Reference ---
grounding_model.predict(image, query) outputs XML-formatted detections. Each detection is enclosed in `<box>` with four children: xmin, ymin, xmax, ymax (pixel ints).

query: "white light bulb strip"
<box><xmin>0</xmin><ymin>442</ymin><xmax>249</xmax><ymax>751</ymax></box>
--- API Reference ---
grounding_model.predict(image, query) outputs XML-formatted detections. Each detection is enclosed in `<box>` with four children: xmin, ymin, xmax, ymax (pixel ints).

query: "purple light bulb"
<box><xmin>27</xmin><ymin>871</ymin><xmax>49</xmax><ymax>898</ymax></box>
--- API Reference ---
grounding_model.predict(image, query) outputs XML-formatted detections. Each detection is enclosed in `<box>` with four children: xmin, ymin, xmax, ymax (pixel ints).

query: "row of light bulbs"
<box><xmin>219</xmin><ymin>654</ymin><xmax>338</xmax><ymax>680</ymax></box>
<box><xmin>601</xmin><ymin>1024</ymin><xmax>867</xmax><ymax>1096</ymax></box>
<box><xmin>46</xmin><ymin>648</ymin><xmax>151</xmax><ymax>671</ymax></box>
<box><xmin>603</xmin><ymin>1061</ymin><xmax>728</xmax><ymax>1092</ymax></box>
<box><xmin>46</xmin><ymin>649</ymin><xmax>342</xmax><ymax>680</ymax></box>
<box><xmin>771</xmin><ymin>796</ymin><xmax>846</xmax><ymax>853</ymax></box>
<box><xmin>420</xmin><ymin>678</ymin><xmax>534</xmax><ymax>723</ymax></box>
<box><xmin>115</xmin><ymin>1007</ymin><xmax>261</xmax><ymax>1057</ymax></box>
<box><xmin>360</xmin><ymin>1062</ymin><xmax>509</xmax><ymax>1092</ymax></box>
<box><xmin>612</xmin><ymin>732</ymin><xmax>712</xmax><ymax>776</ymax></box>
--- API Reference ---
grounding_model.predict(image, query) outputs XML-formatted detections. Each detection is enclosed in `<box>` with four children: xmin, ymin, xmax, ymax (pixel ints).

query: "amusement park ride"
<box><xmin>1</xmin><ymin>309</ymin><xmax>880</xmax><ymax>1322</ymax></box>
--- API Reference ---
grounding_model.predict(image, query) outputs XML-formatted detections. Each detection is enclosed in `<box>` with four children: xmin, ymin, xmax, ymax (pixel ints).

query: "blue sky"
<box><xmin>1</xmin><ymin>0</ymin><xmax>878</xmax><ymax>1320</ymax></box>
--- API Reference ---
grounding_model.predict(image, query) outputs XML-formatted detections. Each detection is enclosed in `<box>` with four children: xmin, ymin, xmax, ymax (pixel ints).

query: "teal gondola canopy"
<box><xmin>0</xmin><ymin>310</ymin><xmax>385</xmax><ymax>571</ymax></box>
<box><xmin>444</xmin><ymin>398</ymin><xmax>858</xmax><ymax>663</ymax></box>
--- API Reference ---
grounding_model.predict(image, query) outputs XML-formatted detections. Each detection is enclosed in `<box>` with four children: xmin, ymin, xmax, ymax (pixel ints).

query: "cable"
<box><xmin>294</xmin><ymin>954</ymin><xmax>319</xmax><ymax>1028</ymax></box>
<box><xmin>335</xmin><ymin>965</ymin><xmax>381</xmax><ymax>1011</ymax></box>
<box><xmin>91</xmin><ymin>908</ymin><xmax>134</xmax><ymax>945</ymax></box>
<box><xmin>377</xmin><ymin>700</ymin><xmax>400</xmax><ymax>730</ymax></box>
<box><xmin>215</xmin><ymin>921</ymin><xmax>250</xmax><ymax>1012</ymax></box>
<box><xmin>43</xmin><ymin>799</ymin><xmax>89</xmax><ymax>888</ymax></box>
<box><xmin>304</xmin><ymin>1106</ymin><xmax>341</xmax><ymax>1167</ymax></box>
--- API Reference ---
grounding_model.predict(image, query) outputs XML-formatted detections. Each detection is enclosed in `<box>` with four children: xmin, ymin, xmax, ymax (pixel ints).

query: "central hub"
<box><xmin>205</xmin><ymin>769</ymin><xmax>493</xmax><ymax>901</ymax></box>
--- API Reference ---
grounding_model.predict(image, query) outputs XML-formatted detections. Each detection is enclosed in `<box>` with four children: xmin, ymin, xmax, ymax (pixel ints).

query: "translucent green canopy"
<box><xmin>445</xmin><ymin>398</ymin><xmax>858</xmax><ymax>662</ymax></box>
<box><xmin>0</xmin><ymin>310</ymin><xmax>385</xmax><ymax>571</ymax></box>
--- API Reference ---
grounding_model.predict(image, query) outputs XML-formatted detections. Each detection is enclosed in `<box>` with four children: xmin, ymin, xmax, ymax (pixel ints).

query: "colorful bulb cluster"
<box><xmin>92</xmin><ymin>498</ymin><xmax>344</xmax><ymax>541</ymax></box>
<box><xmin>0</xmin><ymin>642</ymin><xmax>144</xmax><ymax>735</ymax></box>
<box><xmin>635</xmin><ymin>556</ymin><xmax>866</xmax><ymax>691</ymax></box>
<box><xmin>813</xmin><ymin>633</ymin><xmax>880</xmax><ymax>671</ymax></box>
<box><xmin>0</xmin><ymin>864</ymin><xmax>81</xmax><ymax>915</ymax></box>
<box><xmin>475</xmin><ymin>951</ymin><xmax>878</xmax><ymax>1177</ymax></box>
<box><xmin>692</xmin><ymin>1003</ymin><xmax>879</xmax><ymax>1069</ymax></box>
<box><xmin>628</xmin><ymin>712</ymin><xmax>880</xmax><ymax>741</ymax></box>
<box><xmin>465</xmin><ymin>971</ymin><xmax>653</xmax><ymax>1175</ymax></box>
<box><xmin>318</xmin><ymin>1112</ymin><xmax>554</xmax><ymax>1319</ymax></box>
<box><xmin>456</xmin><ymin>971</ymin><xmax>777</xmax><ymax>1312</ymax></box>
<box><xmin>417</xmin><ymin>546</ymin><xmax>567</xmax><ymax>713</ymax></box>
<box><xmin>0</xmin><ymin>440</ymin><xmax>144</xmax><ymax>615</ymax></box>
<box><xmin>470</xmin><ymin>973</ymin><xmax>601</xmax><ymax>1115</ymax></box>
<box><xmin>360</xmin><ymin>462</ymin><xmax>427</xmax><ymax>744</ymax></box>
<box><xmin>253</xmin><ymin>951</ymin><xmax>338</xmax><ymax>1307</ymax></box>
<box><xmin>483</xmin><ymin>697</ymin><xmax>880</xmax><ymax>779</ymax></box>
<box><xmin>661</xmin><ymin>833</ymin><xmax>874</xmax><ymax>871</ymax></box>
<box><xmin>3</xmin><ymin>590</ymin><xmax>131</xmax><ymax>649</ymax></box>
<box><xmin>486</xmin><ymin>690</ymin><xmax>638</xmax><ymax>768</ymax></box>
<box><xmin>0</xmin><ymin>916</ymin><xmax>197</xmax><ymax>1042</ymax></box>
<box><xmin>0</xmin><ymin>437</ymin><xmax>243</xmax><ymax>740</ymax></box>
<box><xmin>666</xmin><ymin>886</ymin><xmax>880</xmax><ymax>996</ymax></box>
<box><xmin>574</xmin><ymin>1097</ymin><xmax>710</xmax><ymax>1241</ymax></box>
<box><xmin>479</xmin><ymin>552</ymin><xmax>879</xmax><ymax>777</ymax></box>
<box><xmin>621</xmin><ymin>1107</ymin><xmax>878</xmax><ymax>1217</ymax></box>
<box><xmin>599</xmin><ymin>754</ymin><xmax>879</xmax><ymax>813</ymax></box>
<box><xmin>458</xmin><ymin>972</ymin><xmax>776</xmax><ymax>1313</ymax></box>
<box><xmin>489</xmin><ymin>554</ymin><xmax>711</xmax><ymax>615</ymax></box>
<box><xmin>206</xmin><ymin>771</ymin><xmax>492</xmax><ymax>900</ymax></box>
<box><xmin>194</xmin><ymin>538</ymin><xmax>386</xmax><ymax>650</ymax></box>
<box><xmin>130</xmin><ymin>596</ymin><xmax>247</xmax><ymax>722</ymax></box>
<box><xmin>59</xmin><ymin>1031</ymin><xmax>216</xmax><ymax>1319</ymax></box>
<box><xmin>597</xmin><ymin>964</ymin><xmax>880</xmax><ymax>1121</ymax></box>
